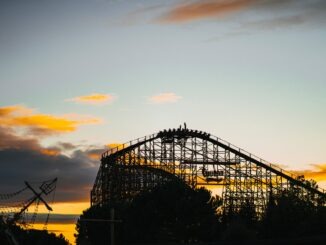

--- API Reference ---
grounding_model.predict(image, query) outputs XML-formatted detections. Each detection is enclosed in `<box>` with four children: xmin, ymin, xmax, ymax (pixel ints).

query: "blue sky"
<box><xmin>1</xmin><ymin>1</ymin><xmax>326</xmax><ymax>243</ymax></box>
<box><xmin>1</xmin><ymin>0</ymin><xmax>326</xmax><ymax>176</ymax></box>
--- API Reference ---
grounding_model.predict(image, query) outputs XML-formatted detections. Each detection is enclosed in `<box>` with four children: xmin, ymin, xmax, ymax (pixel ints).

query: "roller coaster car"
<box><xmin>205</xmin><ymin>177</ymin><xmax>223</xmax><ymax>183</ymax></box>
<box><xmin>161</xmin><ymin>137</ymin><xmax>174</xmax><ymax>143</ymax></box>
<box><xmin>158</xmin><ymin>128</ymin><xmax>191</xmax><ymax>144</ymax></box>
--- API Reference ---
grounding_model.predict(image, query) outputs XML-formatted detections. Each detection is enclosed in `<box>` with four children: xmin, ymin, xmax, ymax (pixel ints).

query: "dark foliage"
<box><xmin>221</xmin><ymin>199</ymin><xmax>259</xmax><ymax>241</ymax></box>
<box><xmin>124</xmin><ymin>180</ymin><xmax>220</xmax><ymax>243</ymax></box>
<box><xmin>260</xmin><ymin>178</ymin><xmax>326</xmax><ymax>238</ymax></box>
<box><xmin>75</xmin><ymin>176</ymin><xmax>326</xmax><ymax>244</ymax></box>
<box><xmin>76</xmin><ymin>180</ymin><xmax>221</xmax><ymax>244</ymax></box>
<box><xmin>75</xmin><ymin>200</ymin><xmax>128</xmax><ymax>245</ymax></box>
<box><xmin>0</xmin><ymin>222</ymin><xmax>69</xmax><ymax>245</ymax></box>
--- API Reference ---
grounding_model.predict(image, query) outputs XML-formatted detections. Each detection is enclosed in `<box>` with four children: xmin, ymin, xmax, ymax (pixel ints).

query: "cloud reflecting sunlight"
<box><xmin>148</xmin><ymin>92</ymin><xmax>182</xmax><ymax>104</ymax></box>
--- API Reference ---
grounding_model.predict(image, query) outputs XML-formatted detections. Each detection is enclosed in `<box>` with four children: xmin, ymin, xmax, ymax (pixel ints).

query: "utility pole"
<box><xmin>110</xmin><ymin>208</ymin><xmax>115</xmax><ymax>245</ymax></box>
<box><xmin>80</xmin><ymin>210</ymin><xmax>122</xmax><ymax>245</ymax></box>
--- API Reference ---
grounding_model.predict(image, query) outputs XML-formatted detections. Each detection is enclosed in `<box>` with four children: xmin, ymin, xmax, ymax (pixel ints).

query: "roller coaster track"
<box><xmin>92</xmin><ymin>127</ymin><xmax>325</xmax><ymax>213</ymax></box>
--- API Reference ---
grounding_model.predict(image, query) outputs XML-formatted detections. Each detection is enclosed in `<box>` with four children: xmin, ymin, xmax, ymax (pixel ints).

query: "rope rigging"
<box><xmin>0</xmin><ymin>187</ymin><xmax>28</xmax><ymax>200</ymax></box>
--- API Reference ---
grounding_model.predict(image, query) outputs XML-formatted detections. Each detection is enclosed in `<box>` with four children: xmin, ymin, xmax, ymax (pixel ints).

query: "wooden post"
<box><xmin>110</xmin><ymin>208</ymin><xmax>115</xmax><ymax>245</ymax></box>
<box><xmin>79</xmin><ymin>214</ymin><xmax>122</xmax><ymax>244</ymax></box>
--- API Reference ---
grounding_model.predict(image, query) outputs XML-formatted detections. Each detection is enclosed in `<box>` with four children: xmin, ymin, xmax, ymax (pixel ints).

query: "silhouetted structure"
<box><xmin>91</xmin><ymin>126</ymin><xmax>326</xmax><ymax>215</ymax></box>
<box><xmin>0</xmin><ymin>178</ymin><xmax>58</xmax><ymax>244</ymax></box>
<box><xmin>0</xmin><ymin>178</ymin><xmax>57</xmax><ymax>226</ymax></box>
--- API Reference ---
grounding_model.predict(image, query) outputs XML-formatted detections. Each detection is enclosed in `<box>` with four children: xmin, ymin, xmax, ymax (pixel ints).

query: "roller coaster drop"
<box><xmin>91</xmin><ymin>126</ymin><xmax>325</xmax><ymax>215</ymax></box>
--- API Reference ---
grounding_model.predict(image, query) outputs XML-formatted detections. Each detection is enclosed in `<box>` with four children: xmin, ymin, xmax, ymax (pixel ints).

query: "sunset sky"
<box><xmin>1</xmin><ymin>0</ymin><xmax>326</xmax><ymax>244</ymax></box>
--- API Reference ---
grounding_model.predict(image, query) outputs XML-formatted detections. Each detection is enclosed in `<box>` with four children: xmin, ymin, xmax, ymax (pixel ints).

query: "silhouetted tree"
<box><xmin>76</xmin><ymin>180</ymin><xmax>222</xmax><ymax>244</ymax></box>
<box><xmin>75</xmin><ymin>200</ymin><xmax>128</xmax><ymax>245</ymax></box>
<box><xmin>124</xmin><ymin>180</ymin><xmax>220</xmax><ymax>243</ymax></box>
<box><xmin>261</xmin><ymin>176</ymin><xmax>326</xmax><ymax>238</ymax></box>
<box><xmin>0</xmin><ymin>222</ymin><xmax>69</xmax><ymax>245</ymax></box>
<box><xmin>221</xmin><ymin>199</ymin><xmax>258</xmax><ymax>241</ymax></box>
<box><xmin>76</xmin><ymin>175</ymin><xmax>325</xmax><ymax>244</ymax></box>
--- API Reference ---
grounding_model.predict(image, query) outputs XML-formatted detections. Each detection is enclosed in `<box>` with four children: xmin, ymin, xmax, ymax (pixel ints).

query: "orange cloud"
<box><xmin>0</xmin><ymin>105</ymin><xmax>100</xmax><ymax>135</ymax></box>
<box><xmin>106</xmin><ymin>143</ymin><xmax>123</xmax><ymax>148</ymax></box>
<box><xmin>0</xmin><ymin>105</ymin><xmax>33</xmax><ymax>116</ymax></box>
<box><xmin>149</xmin><ymin>92</ymin><xmax>182</xmax><ymax>104</ymax></box>
<box><xmin>87</xmin><ymin>153</ymin><xmax>100</xmax><ymax>160</ymax></box>
<box><xmin>40</xmin><ymin>148</ymin><xmax>61</xmax><ymax>156</ymax></box>
<box><xmin>11</xmin><ymin>115</ymin><xmax>78</xmax><ymax>132</ymax></box>
<box><xmin>292</xmin><ymin>163</ymin><xmax>326</xmax><ymax>182</ymax></box>
<box><xmin>67</xmin><ymin>93</ymin><xmax>115</xmax><ymax>105</ymax></box>
<box><xmin>0</xmin><ymin>105</ymin><xmax>21</xmax><ymax>116</ymax></box>
<box><xmin>159</xmin><ymin>0</ymin><xmax>254</xmax><ymax>23</ymax></box>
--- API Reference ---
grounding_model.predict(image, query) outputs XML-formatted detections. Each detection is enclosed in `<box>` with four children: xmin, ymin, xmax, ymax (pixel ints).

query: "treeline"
<box><xmin>75</xmin><ymin>178</ymin><xmax>326</xmax><ymax>244</ymax></box>
<box><xmin>0</xmin><ymin>222</ymin><xmax>69</xmax><ymax>245</ymax></box>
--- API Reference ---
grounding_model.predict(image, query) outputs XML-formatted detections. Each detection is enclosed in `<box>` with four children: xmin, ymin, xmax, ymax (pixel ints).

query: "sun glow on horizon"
<box><xmin>36</xmin><ymin>201</ymin><xmax>90</xmax><ymax>215</ymax></box>
<box><xmin>33</xmin><ymin>223</ymin><xmax>76</xmax><ymax>245</ymax></box>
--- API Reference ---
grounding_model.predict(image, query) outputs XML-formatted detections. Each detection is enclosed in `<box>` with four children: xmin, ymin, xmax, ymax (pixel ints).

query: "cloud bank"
<box><xmin>0</xmin><ymin>105</ymin><xmax>105</xmax><ymax>202</ymax></box>
<box><xmin>0</xmin><ymin>105</ymin><xmax>100</xmax><ymax>136</ymax></box>
<box><xmin>0</xmin><ymin>126</ymin><xmax>106</xmax><ymax>202</ymax></box>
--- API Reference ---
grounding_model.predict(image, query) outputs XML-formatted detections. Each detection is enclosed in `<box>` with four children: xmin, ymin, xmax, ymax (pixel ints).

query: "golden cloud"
<box><xmin>40</xmin><ymin>148</ymin><xmax>61</xmax><ymax>156</ymax></box>
<box><xmin>292</xmin><ymin>163</ymin><xmax>326</xmax><ymax>182</ymax></box>
<box><xmin>159</xmin><ymin>0</ymin><xmax>253</xmax><ymax>23</ymax></box>
<box><xmin>67</xmin><ymin>93</ymin><xmax>115</xmax><ymax>105</ymax></box>
<box><xmin>87</xmin><ymin>153</ymin><xmax>100</xmax><ymax>160</ymax></box>
<box><xmin>106</xmin><ymin>143</ymin><xmax>123</xmax><ymax>148</ymax></box>
<box><xmin>0</xmin><ymin>105</ymin><xmax>101</xmax><ymax>135</ymax></box>
<box><xmin>148</xmin><ymin>92</ymin><xmax>182</xmax><ymax>104</ymax></box>
<box><xmin>0</xmin><ymin>106</ymin><xmax>20</xmax><ymax>116</ymax></box>
<box><xmin>0</xmin><ymin>105</ymin><xmax>33</xmax><ymax>116</ymax></box>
